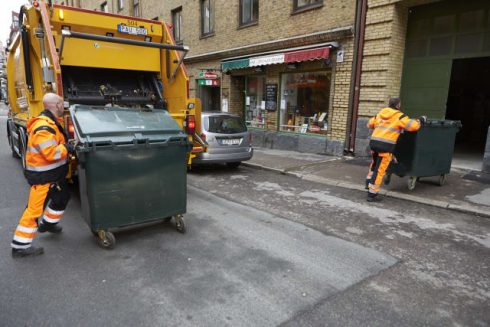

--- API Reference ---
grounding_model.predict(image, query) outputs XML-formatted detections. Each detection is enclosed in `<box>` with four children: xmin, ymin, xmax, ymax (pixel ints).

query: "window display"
<box><xmin>279</xmin><ymin>71</ymin><xmax>331</xmax><ymax>135</ymax></box>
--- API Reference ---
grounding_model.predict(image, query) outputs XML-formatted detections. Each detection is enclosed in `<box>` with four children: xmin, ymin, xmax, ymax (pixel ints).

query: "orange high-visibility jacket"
<box><xmin>24</xmin><ymin>110</ymin><xmax>69</xmax><ymax>185</ymax></box>
<box><xmin>367</xmin><ymin>107</ymin><xmax>420</xmax><ymax>153</ymax></box>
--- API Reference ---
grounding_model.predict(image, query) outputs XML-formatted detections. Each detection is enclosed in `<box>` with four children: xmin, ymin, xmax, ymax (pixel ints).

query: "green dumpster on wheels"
<box><xmin>385</xmin><ymin>119</ymin><xmax>462</xmax><ymax>190</ymax></box>
<box><xmin>70</xmin><ymin>105</ymin><xmax>192</xmax><ymax>249</ymax></box>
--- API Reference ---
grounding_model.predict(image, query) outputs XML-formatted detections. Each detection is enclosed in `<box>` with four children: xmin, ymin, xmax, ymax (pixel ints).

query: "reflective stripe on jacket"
<box><xmin>367</xmin><ymin>107</ymin><xmax>420</xmax><ymax>153</ymax></box>
<box><xmin>24</xmin><ymin>111</ymin><xmax>69</xmax><ymax>185</ymax></box>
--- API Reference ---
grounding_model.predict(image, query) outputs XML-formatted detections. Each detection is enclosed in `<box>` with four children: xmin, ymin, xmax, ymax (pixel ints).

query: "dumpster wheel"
<box><xmin>96</xmin><ymin>230</ymin><xmax>116</xmax><ymax>249</ymax></box>
<box><xmin>407</xmin><ymin>176</ymin><xmax>418</xmax><ymax>191</ymax></box>
<box><xmin>438</xmin><ymin>174</ymin><xmax>447</xmax><ymax>186</ymax></box>
<box><xmin>174</xmin><ymin>215</ymin><xmax>186</xmax><ymax>234</ymax></box>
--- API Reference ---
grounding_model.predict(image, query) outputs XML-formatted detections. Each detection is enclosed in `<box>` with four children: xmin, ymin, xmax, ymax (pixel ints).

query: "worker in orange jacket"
<box><xmin>11</xmin><ymin>93</ymin><xmax>74</xmax><ymax>258</ymax></box>
<box><xmin>365</xmin><ymin>98</ymin><xmax>425</xmax><ymax>202</ymax></box>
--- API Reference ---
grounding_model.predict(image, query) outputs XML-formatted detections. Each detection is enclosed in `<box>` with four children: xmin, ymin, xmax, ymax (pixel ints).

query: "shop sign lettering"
<box><xmin>249</xmin><ymin>54</ymin><xmax>285</xmax><ymax>67</ymax></box>
<box><xmin>198</xmin><ymin>72</ymin><xmax>219</xmax><ymax>79</ymax></box>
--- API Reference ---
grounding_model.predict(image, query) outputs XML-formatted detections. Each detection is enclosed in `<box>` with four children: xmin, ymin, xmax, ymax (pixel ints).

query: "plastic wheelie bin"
<box><xmin>70</xmin><ymin>105</ymin><xmax>192</xmax><ymax>249</ymax></box>
<box><xmin>385</xmin><ymin>119</ymin><xmax>462</xmax><ymax>190</ymax></box>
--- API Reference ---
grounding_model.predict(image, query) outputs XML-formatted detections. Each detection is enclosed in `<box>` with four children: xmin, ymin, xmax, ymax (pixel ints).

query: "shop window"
<box><xmin>172</xmin><ymin>7</ymin><xmax>183</xmax><ymax>44</ymax></box>
<box><xmin>201</xmin><ymin>0</ymin><xmax>214</xmax><ymax>37</ymax></box>
<box><xmin>239</xmin><ymin>0</ymin><xmax>258</xmax><ymax>27</ymax></box>
<box><xmin>117</xmin><ymin>0</ymin><xmax>124</xmax><ymax>11</ymax></box>
<box><xmin>293</xmin><ymin>0</ymin><xmax>323</xmax><ymax>13</ymax></box>
<box><xmin>279</xmin><ymin>71</ymin><xmax>331</xmax><ymax>135</ymax></box>
<box><xmin>133</xmin><ymin>0</ymin><xmax>140</xmax><ymax>17</ymax></box>
<box><xmin>245</xmin><ymin>76</ymin><xmax>266</xmax><ymax>128</ymax></box>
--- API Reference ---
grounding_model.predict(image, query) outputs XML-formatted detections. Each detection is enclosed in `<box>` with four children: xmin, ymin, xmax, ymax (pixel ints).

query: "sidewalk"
<box><xmin>243</xmin><ymin>148</ymin><xmax>490</xmax><ymax>218</ymax></box>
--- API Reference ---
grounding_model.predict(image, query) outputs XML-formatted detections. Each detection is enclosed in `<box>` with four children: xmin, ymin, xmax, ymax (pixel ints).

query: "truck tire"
<box><xmin>7</xmin><ymin>123</ymin><xmax>21</xmax><ymax>159</ymax></box>
<box><xmin>18</xmin><ymin>128</ymin><xmax>28</xmax><ymax>171</ymax></box>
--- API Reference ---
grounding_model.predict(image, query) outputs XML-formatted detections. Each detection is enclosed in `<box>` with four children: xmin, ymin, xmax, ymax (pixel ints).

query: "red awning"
<box><xmin>284</xmin><ymin>47</ymin><xmax>330</xmax><ymax>63</ymax></box>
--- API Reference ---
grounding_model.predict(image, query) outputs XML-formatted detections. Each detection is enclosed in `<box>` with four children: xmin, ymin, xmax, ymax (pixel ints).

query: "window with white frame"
<box><xmin>117</xmin><ymin>0</ymin><xmax>124</xmax><ymax>11</ymax></box>
<box><xmin>133</xmin><ymin>0</ymin><xmax>140</xmax><ymax>17</ymax></box>
<box><xmin>239</xmin><ymin>0</ymin><xmax>258</xmax><ymax>26</ymax></box>
<box><xmin>201</xmin><ymin>0</ymin><xmax>214</xmax><ymax>36</ymax></box>
<box><xmin>172</xmin><ymin>7</ymin><xmax>183</xmax><ymax>44</ymax></box>
<box><xmin>100</xmin><ymin>1</ymin><xmax>108</xmax><ymax>12</ymax></box>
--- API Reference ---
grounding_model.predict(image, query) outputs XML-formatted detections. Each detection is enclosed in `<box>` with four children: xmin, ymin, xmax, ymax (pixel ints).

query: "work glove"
<box><xmin>64</xmin><ymin>142</ymin><xmax>75</xmax><ymax>155</ymax></box>
<box><xmin>418</xmin><ymin>116</ymin><xmax>427</xmax><ymax>125</ymax></box>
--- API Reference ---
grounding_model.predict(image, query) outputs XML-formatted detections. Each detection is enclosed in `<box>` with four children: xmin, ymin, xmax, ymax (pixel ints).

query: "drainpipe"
<box><xmin>345</xmin><ymin>0</ymin><xmax>368</xmax><ymax>154</ymax></box>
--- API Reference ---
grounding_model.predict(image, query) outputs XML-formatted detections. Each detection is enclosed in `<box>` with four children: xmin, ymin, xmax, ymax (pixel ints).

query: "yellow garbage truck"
<box><xmin>6</xmin><ymin>0</ymin><xmax>205</xmax><ymax>171</ymax></box>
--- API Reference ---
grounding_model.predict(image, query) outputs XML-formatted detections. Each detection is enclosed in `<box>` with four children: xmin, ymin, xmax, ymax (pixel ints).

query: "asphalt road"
<box><xmin>0</xmin><ymin>104</ymin><xmax>489</xmax><ymax>326</ymax></box>
<box><xmin>0</xmin><ymin>107</ymin><xmax>393</xmax><ymax>326</ymax></box>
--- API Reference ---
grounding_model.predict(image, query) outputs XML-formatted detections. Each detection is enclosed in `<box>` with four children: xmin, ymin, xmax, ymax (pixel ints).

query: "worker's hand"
<box><xmin>64</xmin><ymin>142</ymin><xmax>75</xmax><ymax>155</ymax></box>
<box><xmin>418</xmin><ymin>116</ymin><xmax>427</xmax><ymax>125</ymax></box>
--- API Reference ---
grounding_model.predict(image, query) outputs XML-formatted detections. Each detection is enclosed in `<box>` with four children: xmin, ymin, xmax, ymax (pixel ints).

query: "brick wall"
<box><xmin>359</xmin><ymin>0</ymin><xmax>441</xmax><ymax>119</ymax></box>
<box><xmin>156</xmin><ymin>0</ymin><xmax>355</xmax><ymax>58</ymax></box>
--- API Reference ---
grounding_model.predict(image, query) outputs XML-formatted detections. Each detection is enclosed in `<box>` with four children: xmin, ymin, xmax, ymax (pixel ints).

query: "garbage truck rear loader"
<box><xmin>6</xmin><ymin>1</ymin><xmax>206</xmax><ymax>172</ymax></box>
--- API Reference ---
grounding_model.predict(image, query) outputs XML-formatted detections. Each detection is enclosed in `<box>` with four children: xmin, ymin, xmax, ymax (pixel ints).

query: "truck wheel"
<box><xmin>19</xmin><ymin>129</ymin><xmax>27</xmax><ymax>171</ymax></box>
<box><xmin>407</xmin><ymin>176</ymin><xmax>417</xmax><ymax>191</ymax></box>
<box><xmin>8</xmin><ymin>128</ymin><xmax>20</xmax><ymax>159</ymax></box>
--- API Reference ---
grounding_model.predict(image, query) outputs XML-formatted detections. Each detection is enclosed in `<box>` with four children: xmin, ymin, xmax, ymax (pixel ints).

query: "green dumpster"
<box><xmin>70</xmin><ymin>105</ymin><xmax>191</xmax><ymax>249</ymax></box>
<box><xmin>386</xmin><ymin>119</ymin><xmax>462</xmax><ymax>190</ymax></box>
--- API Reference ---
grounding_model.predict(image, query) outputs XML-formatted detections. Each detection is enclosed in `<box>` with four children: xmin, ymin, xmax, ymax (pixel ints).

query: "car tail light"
<box><xmin>186</xmin><ymin>115</ymin><xmax>196</xmax><ymax>135</ymax></box>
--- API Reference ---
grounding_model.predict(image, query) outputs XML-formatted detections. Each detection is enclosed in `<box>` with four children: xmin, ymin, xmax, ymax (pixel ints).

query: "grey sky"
<box><xmin>1</xmin><ymin>0</ymin><xmax>28</xmax><ymax>46</ymax></box>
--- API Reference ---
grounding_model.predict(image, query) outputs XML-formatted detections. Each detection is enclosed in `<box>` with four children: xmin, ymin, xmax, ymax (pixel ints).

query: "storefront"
<box><xmin>196</xmin><ymin>71</ymin><xmax>221</xmax><ymax>112</ymax></box>
<box><xmin>222</xmin><ymin>45</ymin><xmax>334</xmax><ymax>136</ymax></box>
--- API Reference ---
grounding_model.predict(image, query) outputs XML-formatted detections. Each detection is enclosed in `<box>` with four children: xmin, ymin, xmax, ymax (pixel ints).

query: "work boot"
<box><xmin>367</xmin><ymin>194</ymin><xmax>382</xmax><ymax>202</ymax></box>
<box><xmin>38</xmin><ymin>222</ymin><xmax>63</xmax><ymax>234</ymax></box>
<box><xmin>12</xmin><ymin>246</ymin><xmax>44</xmax><ymax>258</ymax></box>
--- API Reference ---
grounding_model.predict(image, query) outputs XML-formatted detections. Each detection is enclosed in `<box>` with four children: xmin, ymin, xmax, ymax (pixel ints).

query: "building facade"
<box><xmin>355</xmin><ymin>0</ymin><xmax>490</xmax><ymax>172</ymax></box>
<box><xmin>65</xmin><ymin>0</ymin><xmax>490</xmax><ymax>170</ymax></box>
<box><xmin>74</xmin><ymin>0</ymin><xmax>357</xmax><ymax>155</ymax></box>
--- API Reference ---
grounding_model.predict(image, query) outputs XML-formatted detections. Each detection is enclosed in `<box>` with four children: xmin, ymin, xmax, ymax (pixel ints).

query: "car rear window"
<box><xmin>205</xmin><ymin>116</ymin><xmax>247</xmax><ymax>134</ymax></box>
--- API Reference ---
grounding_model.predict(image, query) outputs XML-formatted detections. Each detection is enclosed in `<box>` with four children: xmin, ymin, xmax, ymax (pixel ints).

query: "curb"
<box><xmin>242</xmin><ymin>162</ymin><xmax>490</xmax><ymax>219</ymax></box>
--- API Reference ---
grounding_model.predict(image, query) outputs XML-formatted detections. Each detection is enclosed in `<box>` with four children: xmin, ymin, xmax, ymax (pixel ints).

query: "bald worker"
<box><xmin>11</xmin><ymin>93</ymin><xmax>74</xmax><ymax>258</ymax></box>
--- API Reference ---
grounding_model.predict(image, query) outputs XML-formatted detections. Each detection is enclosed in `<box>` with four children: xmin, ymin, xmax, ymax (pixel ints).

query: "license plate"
<box><xmin>220</xmin><ymin>138</ymin><xmax>241</xmax><ymax>145</ymax></box>
<box><xmin>117</xmin><ymin>24</ymin><xmax>148</xmax><ymax>36</ymax></box>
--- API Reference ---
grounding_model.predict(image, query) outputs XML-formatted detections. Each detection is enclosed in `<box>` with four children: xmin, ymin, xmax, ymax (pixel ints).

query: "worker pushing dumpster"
<box><xmin>71</xmin><ymin>105</ymin><xmax>192</xmax><ymax>249</ymax></box>
<box><xmin>385</xmin><ymin>119</ymin><xmax>462</xmax><ymax>190</ymax></box>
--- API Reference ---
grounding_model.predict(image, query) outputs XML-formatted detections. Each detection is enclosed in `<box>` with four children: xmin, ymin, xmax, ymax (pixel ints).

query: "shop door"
<box><xmin>199</xmin><ymin>85</ymin><xmax>221</xmax><ymax>112</ymax></box>
<box><xmin>400</xmin><ymin>59</ymin><xmax>452</xmax><ymax>119</ymax></box>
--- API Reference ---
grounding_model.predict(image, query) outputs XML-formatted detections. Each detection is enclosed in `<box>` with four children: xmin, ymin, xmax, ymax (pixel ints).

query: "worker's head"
<box><xmin>43</xmin><ymin>93</ymin><xmax>64</xmax><ymax>117</ymax></box>
<box><xmin>388</xmin><ymin>97</ymin><xmax>401</xmax><ymax>110</ymax></box>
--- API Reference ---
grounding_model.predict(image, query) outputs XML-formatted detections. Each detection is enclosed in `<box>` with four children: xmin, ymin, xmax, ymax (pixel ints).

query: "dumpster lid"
<box><xmin>70</xmin><ymin>105</ymin><xmax>186</xmax><ymax>143</ymax></box>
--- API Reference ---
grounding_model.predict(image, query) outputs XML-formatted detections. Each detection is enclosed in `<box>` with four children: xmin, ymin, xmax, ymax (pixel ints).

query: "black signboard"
<box><xmin>265</xmin><ymin>84</ymin><xmax>278</xmax><ymax>111</ymax></box>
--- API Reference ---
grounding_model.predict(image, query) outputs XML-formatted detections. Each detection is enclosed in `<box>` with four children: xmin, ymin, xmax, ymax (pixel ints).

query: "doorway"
<box><xmin>446</xmin><ymin>57</ymin><xmax>490</xmax><ymax>170</ymax></box>
<box><xmin>199</xmin><ymin>85</ymin><xmax>221</xmax><ymax>112</ymax></box>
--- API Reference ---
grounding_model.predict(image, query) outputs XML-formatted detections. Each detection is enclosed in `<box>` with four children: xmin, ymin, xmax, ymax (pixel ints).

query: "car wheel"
<box><xmin>226</xmin><ymin>162</ymin><xmax>241</xmax><ymax>169</ymax></box>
